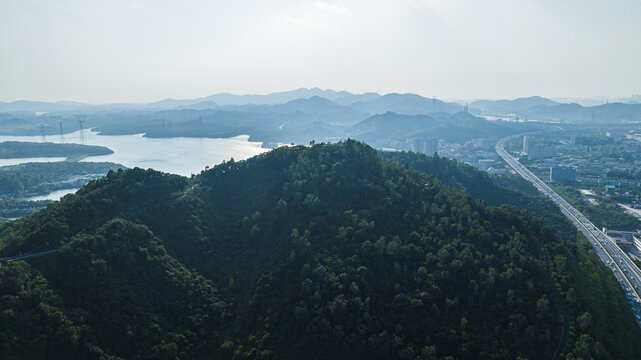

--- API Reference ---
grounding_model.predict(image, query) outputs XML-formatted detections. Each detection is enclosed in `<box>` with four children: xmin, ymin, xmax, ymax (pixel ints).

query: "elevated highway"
<box><xmin>496</xmin><ymin>134</ymin><xmax>641</xmax><ymax>326</ymax></box>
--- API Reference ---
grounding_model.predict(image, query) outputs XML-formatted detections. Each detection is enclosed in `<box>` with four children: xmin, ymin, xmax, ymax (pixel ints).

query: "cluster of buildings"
<box><xmin>522</xmin><ymin>136</ymin><xmax>554</xmax><ymax>159</ymax></box>
<box><xmin>437</xmin><ymin>138</ymin><xmax>502</xmax><ymax>172</ymax></box>
<box><xmin>521</xmin><ymin>134</ymin><xmax>641</xmax><ymax>186</ymax></box>
<box><xmin>391</xmin><ymin>136</ymin><xmax>503</xmax><ymax>173</ymax></box>
<box><xmin>550</xmin><ymin>166</ymin><xmax>576</xmax><ymax>182</ymax></box>
<box><xmin>406</xmin><ymin>137</ymin><xmax>438</xmax><ymax>155</ymax></box>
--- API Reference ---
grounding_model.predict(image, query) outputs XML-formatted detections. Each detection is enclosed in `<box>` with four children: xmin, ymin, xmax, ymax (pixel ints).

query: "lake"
<box><xmin>0</xmin><ymin>157</ymin><xmax>68</xmax><ymax>167</ymax></box>
<box><xmin>0</xmin><ymin>130</ymin><xmax>269</xmax><ymax>176</ymax></box>
<box><xmin>23</xmin><ymin>188</ymin><xmax>80</xmax><ymax>201</ymax></box>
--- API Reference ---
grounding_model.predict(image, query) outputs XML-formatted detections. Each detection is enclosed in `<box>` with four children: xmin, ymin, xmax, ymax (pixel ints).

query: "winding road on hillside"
<box><xmin>496</xmin><ymin>135</ymin><xmax>641</xmax><ymax>329</ymax></box>
<box><xmin>0</xmin><ymin>247</ymin><xmax>61</xmax><ymax>267</ymax></box>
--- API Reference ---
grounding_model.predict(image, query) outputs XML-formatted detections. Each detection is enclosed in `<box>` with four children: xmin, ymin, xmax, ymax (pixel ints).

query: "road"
<box><xmin>1</xmin><ymin>247</ymin><xmax>61</xmax><ymax>266</ymax></box>
<box><xmin>496</xmin><ymin>134</ymin><xmax>641</xmax><ymax>326</ymax></box>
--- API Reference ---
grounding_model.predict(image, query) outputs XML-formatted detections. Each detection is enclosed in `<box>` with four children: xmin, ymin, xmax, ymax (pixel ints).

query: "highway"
<box><xmin>6</xmin><ymin>247</ymin><xmax>61</xmax><ymax>262</ymax></box>
<box><xmin>0</xmin><ymin>247</ymin><xmax>61</xmax><ymax>267</ymax></box>
<box><xmin>496</xmin><ymin>134</ymin><xmax>641</xmax><ymax>326</ymax></box>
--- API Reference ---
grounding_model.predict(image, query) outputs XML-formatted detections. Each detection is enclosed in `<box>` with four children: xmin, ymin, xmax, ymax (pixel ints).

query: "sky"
<box><xmin>1</xmin><ymin>0</ymin><xmax>640</xmax><ymax>103</ymax></box>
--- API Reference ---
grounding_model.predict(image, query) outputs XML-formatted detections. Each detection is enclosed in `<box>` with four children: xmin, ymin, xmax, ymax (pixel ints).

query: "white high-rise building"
<box><xmin>523</xmin><ymin>136</ymin><xmax>530</xmax><ymax>154</ymax></box>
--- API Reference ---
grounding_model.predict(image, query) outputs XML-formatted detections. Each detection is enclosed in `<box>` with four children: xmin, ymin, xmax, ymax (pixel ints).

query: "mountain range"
<box><xmin>1</xmin><ymin>92</ymin><xmax>533</xmax><ymax>149</ymax></box>
<box><xmin>470</xmin><ymin>96</ymin><xmax>560</xmax><ymax>114</ymax></box>
<box><xmin>348</xmin><ymin>111</ymin><xmax>519</xmax><ymax>146</ymax></box>
<box><xmin>470</xmin><ymin>97</ymin><xmax>641</xmax><ymax>122</ymax></box>
<box><xmin>3</xmin><ymin>89</ymin><xmax>640</xmax><ymax>124</ymax></box>
<box><xmin>0</xmin><ymin>89</ymin><xmax>462</xmax><ymax>116</ymax></box>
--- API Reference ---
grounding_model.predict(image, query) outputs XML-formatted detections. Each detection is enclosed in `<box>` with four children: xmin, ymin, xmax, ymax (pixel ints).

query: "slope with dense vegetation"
<box><xmin>0</xmin><ymin>141</ymin><xmax>113</xmax><ymax>159</ymax></box>
<box><xmin>0</xmin><ymin>161</ymin><xmax>125</xmax><ymax>220</ymax></box>
<box><xmin>0</xmin><ymin>161</ymin><xmax>125</xmax><ymax>195</ymax></box>
<box><xmin>381</xmin><ymin>150</ymin><xmax>641</xmax><ymax>359</ymax></box>
<box><xmin>0</xmin><ymin>142</ymin><xmax>639</xmax><ymax>359</ymax></box>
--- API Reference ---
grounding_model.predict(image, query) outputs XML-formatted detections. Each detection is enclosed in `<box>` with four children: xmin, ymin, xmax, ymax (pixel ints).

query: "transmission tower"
<box><xmin>59</xmin><ymin>122</ymin><xmax>65</xmax><ymax>143</ymax></box>
<box><xmin>40</xmin><ymin>124</ymin><xmax>46</xmax><ymax>142</ymax></box>
<box><xmin>77</xmin><ymin>119</ymin><xmax>86</xmax><ymax>144</ymax></box>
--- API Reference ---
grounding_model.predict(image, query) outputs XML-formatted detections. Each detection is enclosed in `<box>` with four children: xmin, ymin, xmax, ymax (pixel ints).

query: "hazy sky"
<box><xmin>1</xmin><ymin>0</ymin><xmax>640</xmax><ymax>103</ymax></box>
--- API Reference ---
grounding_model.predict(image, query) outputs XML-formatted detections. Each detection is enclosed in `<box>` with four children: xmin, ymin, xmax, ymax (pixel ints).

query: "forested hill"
<box><xmin>379</xmin><ymin>150</ymin><xmax>549</xmax><ymax>213</ymax></box>
<box><xmin>380</xmin><ymin>150</ymin><xmax>641</xmax><ymax>358</ymax></box>
<box><xmin>379</xmin><ymin>150</ymin><xmax>526</xmax><ymax>206</ymax></box>
<box><xmin>0</xmin><ymin>141</ymin><xmax>113</xmax><ymax>159</ymax></box>
<box><xmin>379</xmin><ymin>150</ymin><xmax>574</xmax><ymax>239</ymax></box>
<box><xmin>1</xmin><ymin>141</ymin><xmax>640</xmax><ymax>359</ymax></box>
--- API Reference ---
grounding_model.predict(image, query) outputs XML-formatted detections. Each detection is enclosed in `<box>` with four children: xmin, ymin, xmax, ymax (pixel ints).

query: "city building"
<box><xmin>408</xmin><ymin>137</ymin><xmax>438</xmax><ymax>155</ymax></box>
<box><xmin>523</xmin><ymin>136</ymin><xmax>554</xmax><ymax>159</ymax></box>
<box><xmin>550</xmin><ymin>166</ymin><xmax>576</xmax><ymax>182</ymax></box>
<box><xmin>604</xmin><ymin>229</ymin><xmax>641</xmax><ymax>253</ymax></box>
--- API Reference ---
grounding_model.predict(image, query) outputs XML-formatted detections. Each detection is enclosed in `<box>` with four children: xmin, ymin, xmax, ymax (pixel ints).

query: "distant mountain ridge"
<box><xmin>196</xmin><ymin>87</ymin><xmax>373</xmax><ymax>106</ymax></box>
<box><xmin>525</xmin><ymin>102</ymin><xmax>641</xmax><ymax>122</ymax></box>
<box><xmin>0</xmin><ymin>88</ymin><xmax>460</xmax><ymax>114</ymax></box>
<box><xmin>0</xmin><ymin>88</ymin><xmax>377</xmax><ymax>112</ymax></box>
<box><xmin>3</xmin><ymin>90</ymin><xmax>639</xmax><ymax>126</ymax></box>
<box><xmin>470</xmin><ymin>96</ymin><xmax>641</xmax><ymax>123</ymax></box>
<box><xmin>349</xmin><ymin>111</ymin><xmax>520</xmax><ymax>147</ymax></box>
<box><xmin>471</xmin><ymin>96</ymin><xmax>559</xmax><ymax>114</ymax></box>
<box><xmin>351</xmin><ymin>93</ymin><xmax>464</xmax><ymax>115</ymax></box>
<box><xmin>145</xmin><ymin>88</ymin><xmax>358</xmax><ymax>109</ymax></box>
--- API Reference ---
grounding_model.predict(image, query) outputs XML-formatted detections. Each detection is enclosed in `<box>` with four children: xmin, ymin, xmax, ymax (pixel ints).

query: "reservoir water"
<box><xmin>0</xmin><ymin>157</ymin><xmax>67</xmax><ymax>167</ymax></box>
<box><xmin>0</xmin><ymin>130</ymin><xmax>269</xmax><ymax>176</ymax></box>
<box><xmin>23</xmin><ymin>188</ymin><xmax>80</xmax><ymax>201</ymax></box>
